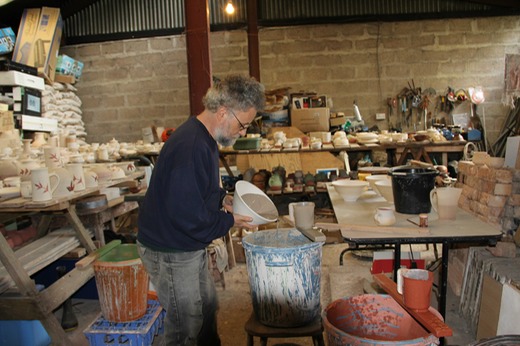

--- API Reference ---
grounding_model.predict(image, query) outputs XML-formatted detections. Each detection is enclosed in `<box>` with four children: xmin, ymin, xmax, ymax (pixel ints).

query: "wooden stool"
<box><xmin>244</xmin><ymin>312</ymin><xmax>325</xmax><ymax>346</ymax></box>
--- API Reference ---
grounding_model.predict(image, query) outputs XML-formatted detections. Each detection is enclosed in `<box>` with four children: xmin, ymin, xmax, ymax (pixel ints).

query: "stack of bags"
<box><xmin>41</xmin><ymin>82</ymin><xmax>87</xmax><ymax>143</ymax></box>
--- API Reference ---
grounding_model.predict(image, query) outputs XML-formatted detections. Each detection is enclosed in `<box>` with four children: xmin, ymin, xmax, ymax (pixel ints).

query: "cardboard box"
<box><xmin>0</xmin><ymin>110</ymin><xmax>15</xmax><ymax>132</ymax></box>
<box><xmin>0</xmin><ymin>27</ymin><xmax>16</xmax><ymax>54</ymax></box>
<box><xmin>55</xmin><ymin>54</ymin><xmax>74</xmax><ymax>75</ymax></box>
<box><xmin>476</xmin><ymin>274</ymin><xmax>503</xmax><ymax>340</ymax></box>
<box><xmin>504</xmin><ymin>136</ymin><xmax>520</xmax><ymax>169</ymax></box>
<box><xmin>330</xmin><ymin>116</ymin><xmax>346</xmax><ymax>127</ymax></box>
<box><xmin>291</xmin><ymin>107</ymin><xmax>330</xmax><ymax>132</ymax></box>
<box><xmin>55</xmin><ymin>54</ymin><xmax>84</xmax><ymax>80</ymax></box>
<box><xmin>0</xmin><ymin>70</ymin><xmax>45</xmax><ymax>90</ymax></box>
<box><xmin>12</xmin><ymin>7</ymin><xmax>63</xmax><ymax>84</ymax></box>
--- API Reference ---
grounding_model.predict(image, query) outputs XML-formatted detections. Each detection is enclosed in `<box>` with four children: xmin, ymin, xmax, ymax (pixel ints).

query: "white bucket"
<box><xmin>233</xmin><ymin>181</ymin><xmax>278</xmax><ymax>225</ymax></box>
<box><xmin>243</xmin><ymin>229</ymin><xmax>324</xmax><ymax>327</ymax></box>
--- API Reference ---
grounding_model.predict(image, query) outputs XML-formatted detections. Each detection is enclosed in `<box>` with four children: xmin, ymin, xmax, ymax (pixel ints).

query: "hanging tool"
<box><xmin>399</xmin><ymin>96</ymin><xmax>408</xmax><ymax>127</ymax></box>
<box><xmin>386</xmin><ymin>97</ymin><xmax>393</xmax><ymax>129</ymax></box>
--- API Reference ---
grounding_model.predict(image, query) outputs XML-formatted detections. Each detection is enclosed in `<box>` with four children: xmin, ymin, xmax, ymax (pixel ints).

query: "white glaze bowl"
<box><xmin>365</xmin><ymin>174</ymin><xmax>390</xmax><ymax>195</ymax></box>
<box><xmin>375</xmin><ymin>179</ymin><xmax>394</xmax><ymax>203</ymax></box>
<box><xmin>332</xmin><ymin>180</ymin><xmax>369</xmax><ymax>202</ymax></box>
<box><xmin>233</xmin><ymin>181</ymin><xmax>278</xmax><ymax>225</ymax></box>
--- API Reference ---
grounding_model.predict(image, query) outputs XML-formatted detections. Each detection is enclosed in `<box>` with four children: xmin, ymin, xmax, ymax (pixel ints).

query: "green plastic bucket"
<box><xmin>242</xmin><ymin>229</ymin><xmax>324</xmax><ymax>327</ymax></box>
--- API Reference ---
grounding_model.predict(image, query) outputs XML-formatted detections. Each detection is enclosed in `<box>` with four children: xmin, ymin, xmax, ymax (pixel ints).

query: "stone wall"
<box><xmin>60</xmin><ymin>16</ymin><xmax>520</xmax><ymax>144</ymax></box>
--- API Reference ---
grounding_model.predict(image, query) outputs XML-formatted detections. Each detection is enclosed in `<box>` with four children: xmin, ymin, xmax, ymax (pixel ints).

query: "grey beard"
<box><xmin>215</xmin><ymin>128</ymin><xmax>237</xmax><ymax>147</ymax></box>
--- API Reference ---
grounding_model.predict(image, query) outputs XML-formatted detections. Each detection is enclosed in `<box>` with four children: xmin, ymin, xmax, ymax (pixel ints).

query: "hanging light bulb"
<box><xmin>225</xmin><ymin>1</ymin><xmax>235</xmax><ymax>15</ymax></box>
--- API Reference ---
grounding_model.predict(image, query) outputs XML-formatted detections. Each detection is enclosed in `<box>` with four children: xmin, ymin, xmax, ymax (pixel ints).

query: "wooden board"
<box><xmin>236</xmin><ymin>152</ymin><xmax>302</xmax><ymax>174</ymax></box>
<box><xmin>299</xmin><ymin>151</ymin><xmax>344</xmax><ymax>173</ymax></box>
<box><xmin>75</xmin><ymin>240</ymin><xmax>121</xmax><ymax>270</ymax></box>
<box><xmin>0</xmin><ymin>227</ymin><xmax>93</xmax><ymax>293</ymax></box>
<box><xmin>373</xmin><ymin>273</ymin><xmax>453</xmax><ymax>338</ymax></box>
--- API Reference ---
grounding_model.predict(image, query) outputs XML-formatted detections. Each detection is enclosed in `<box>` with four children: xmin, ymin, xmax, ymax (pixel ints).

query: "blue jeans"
<box><xmin>137</xmin><ymin>241</ymin><xmax>221</xmax><ymax>346</ymax></box>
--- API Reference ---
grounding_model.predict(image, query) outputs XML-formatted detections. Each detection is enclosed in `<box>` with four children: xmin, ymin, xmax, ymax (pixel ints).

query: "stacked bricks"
<box><xmin>457</xmin><ymin>161</ymin><xmax>514</xmax><ymax>232</ymax></box>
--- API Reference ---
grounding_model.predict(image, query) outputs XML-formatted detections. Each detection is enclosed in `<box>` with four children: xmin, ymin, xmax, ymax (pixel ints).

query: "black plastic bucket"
<box><xmin>388</xmin><ymin>165</ymin><xmax>438</xmax><ymax>214</ymax></box>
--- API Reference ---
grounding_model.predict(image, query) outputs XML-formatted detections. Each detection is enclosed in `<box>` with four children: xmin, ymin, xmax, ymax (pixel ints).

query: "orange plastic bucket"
<box><xmin>93</xmin><ymin>244</ymin><xmax>149</xmax><ymax>322</ymax></box>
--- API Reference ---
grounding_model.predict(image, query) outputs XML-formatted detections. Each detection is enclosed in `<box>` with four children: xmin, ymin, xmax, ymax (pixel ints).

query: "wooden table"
<box><xmin>324</xmin><ymin>183</ymin><xmax>502</xmax><ymax>320</ymax></box>
<box><xmin>0</xmin><ymin>173</ymin><xmax>142</xmax><ymax>345</ymax></box>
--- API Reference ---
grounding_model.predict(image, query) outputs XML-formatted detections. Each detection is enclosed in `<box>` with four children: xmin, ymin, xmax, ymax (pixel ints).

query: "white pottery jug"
<box><xmin>50</xmin><ymin>166</ymin><xmax>76</xmax><ymax>198</ymax></box>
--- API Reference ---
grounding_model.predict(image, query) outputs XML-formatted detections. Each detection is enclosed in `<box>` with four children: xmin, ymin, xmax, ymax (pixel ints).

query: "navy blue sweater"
<box><xmin>137</xmin><ymin>116</ymin><xmax>234</xmax><ymax>251</ymax></box>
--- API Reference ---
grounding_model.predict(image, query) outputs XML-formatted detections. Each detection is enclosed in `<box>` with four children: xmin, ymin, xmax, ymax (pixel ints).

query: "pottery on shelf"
<box><xmin>32</xmin><ymin>132</ymin><xmax>47</xmax><ymax>148</ymax></box>
<box><xmin>268</xmin><ymin>173</ymin><xmax>283</xmax><ymax>191</ymax></box>
<box><xmin>17</xmin><ymin>157</ymin><xmax>41</xmax><ymax>182</ymax></box>
<box><xmin>83</xmin><ymin>168</ymin><xmax>99</xmax><ymax>188</ymax></box>
<box><xmin>51</xmin><ymin>166</ymin><xmax>76</xmax><ymax>198</ymax></box>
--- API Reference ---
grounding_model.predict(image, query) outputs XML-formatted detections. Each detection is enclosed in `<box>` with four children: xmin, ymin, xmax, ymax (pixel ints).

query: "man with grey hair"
<box><xmin>137</xmin><ymin>74</ymin><xmax>265</xmax><ymax>345</ymax></box>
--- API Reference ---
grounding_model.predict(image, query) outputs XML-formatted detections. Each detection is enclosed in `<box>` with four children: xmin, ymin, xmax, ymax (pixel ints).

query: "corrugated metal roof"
<box><xmin>55</xmin><ymin>0</ymin><xmax>520</xmax><ymax>44</ymax></box>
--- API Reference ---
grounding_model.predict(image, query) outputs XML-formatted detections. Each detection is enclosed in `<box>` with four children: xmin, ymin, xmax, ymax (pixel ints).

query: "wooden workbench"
<box><xmin>324</xmin><ymin>183</ymin><xmax>502</xmax><ymax>320</ymax></box>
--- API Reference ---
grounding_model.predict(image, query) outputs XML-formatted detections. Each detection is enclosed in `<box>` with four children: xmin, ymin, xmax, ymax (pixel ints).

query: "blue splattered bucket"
<box><xmin>242</xmin><ymin>229</ymin><xmax>324</xmax><ymax>327</ymax></box>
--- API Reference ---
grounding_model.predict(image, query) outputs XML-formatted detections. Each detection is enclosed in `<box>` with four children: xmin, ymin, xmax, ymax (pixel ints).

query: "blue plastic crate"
<box><xmin>0</xmin><ymin>320</ymin><xmax>51</xmax><ymax>346</ymax></box>
<box><xmin>83</xmin><ymin>300</ymin><xmax>165</xmax><ymax>346</ymax></box>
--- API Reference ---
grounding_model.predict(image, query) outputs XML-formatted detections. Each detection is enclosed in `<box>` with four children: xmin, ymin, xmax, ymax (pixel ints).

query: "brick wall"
<box><xmin>60</xmin><ymin>16</ymin><xmax>520</xmax><ymax>144</ymax></box>
<box><xmin>457</xmin><ymin>160</ymin><xmax>520</xmax><ymax>233</ymax></box>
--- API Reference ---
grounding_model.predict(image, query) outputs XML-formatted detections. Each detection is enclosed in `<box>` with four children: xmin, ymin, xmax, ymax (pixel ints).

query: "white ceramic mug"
<box><xmin>430</xmin><ymin>187</ymin><xmax>463</xmax><ymax>220</ymax></box>
<box><xmin>97</xmin><ymin>146</ymin><xmax>109</xmax><ymax>161</ymax></box>
<box><xmin>290</xmin><ymin>201</ymin><xmax>315</xmax><ymax>230</ymax></box>
<box><xmin>66</xmin><ymin>163</ymin><xmax>85</xmax><ymax>191</ymax></box>
<box><xmin>321</xmin><ymin>132</ymin><xmax>332</xmax><ymax>143</ymax></box>
<box><xmin>31</xmin><ymin>167</ymin><xmax>59</xmax><ymax>202</ymax></box>
<box><xmin>84</xmin><ymin>169</ymin><xmax>99</xmax><ymax>188</ymax></box>
<box><xmin>374</xmin><ymin>207</ymin><xmax>396</xmax><ymax>226</ymax></box>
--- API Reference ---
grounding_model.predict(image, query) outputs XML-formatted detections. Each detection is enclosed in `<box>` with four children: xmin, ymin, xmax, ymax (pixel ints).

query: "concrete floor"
<box><xmin>62</xmin><ymin>242</ymin><xmax>477</xmax><ymax>345</ymax></box>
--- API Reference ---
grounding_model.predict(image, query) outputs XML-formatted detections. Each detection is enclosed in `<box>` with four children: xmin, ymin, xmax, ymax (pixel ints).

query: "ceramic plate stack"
<box><xmin>355</xmin><ymin>132</ymin><xmax>379</xmax><ymax>145</ymax></box>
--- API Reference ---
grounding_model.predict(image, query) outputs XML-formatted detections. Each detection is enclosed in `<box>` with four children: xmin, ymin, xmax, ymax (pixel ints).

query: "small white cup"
<box><xmin>20</xmin><ymin>181</ymin><xmax>32</xmax><ymax>199</ymax></box>
<box><xmin>290</xmin><ymin>202</ymin><xmax>315</xmax><ymax>230</ymax></box>
<box><xmin>321</xmin><ymin>132</ymin><xmax>332</xmax><ymax>143</ymax></box>
<box><xmin>374</xmin><ymin>207</ymin><xmax>396</xmax><ymax>226</ymax></box>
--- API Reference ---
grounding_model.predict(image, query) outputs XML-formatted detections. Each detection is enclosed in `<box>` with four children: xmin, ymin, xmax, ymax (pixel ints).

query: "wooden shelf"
<box><xmin>0</xmin><ymin>227</ymin><xmax>93</xmax><ymax>294</ymax></box>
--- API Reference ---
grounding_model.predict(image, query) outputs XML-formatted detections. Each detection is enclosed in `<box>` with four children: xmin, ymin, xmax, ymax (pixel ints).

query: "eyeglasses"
<box><xmin>228</xmin><ymin>108</ymin><xmax>250</xmax><ymax>130</ymax></box>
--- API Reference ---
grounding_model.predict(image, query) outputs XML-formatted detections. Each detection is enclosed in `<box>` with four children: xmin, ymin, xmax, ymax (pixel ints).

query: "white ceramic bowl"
<box><xmin>332</xmin><ymin>180</ymin><xmax>369</xmax><ymax>202</ymax></box>
<box><xmin>375</xmin><ymin>180</ymin><xmax>394</xmax><ymax>203</ymax></box>
<box><xmin>365</xmin><ymin>174</ymin><xmax>390</xmax><ymax>195</ymax></box>
<box><xmin>233</xmin><ymin>181</ymin><xmax>278</xmax><ymax>225</ymax></box>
